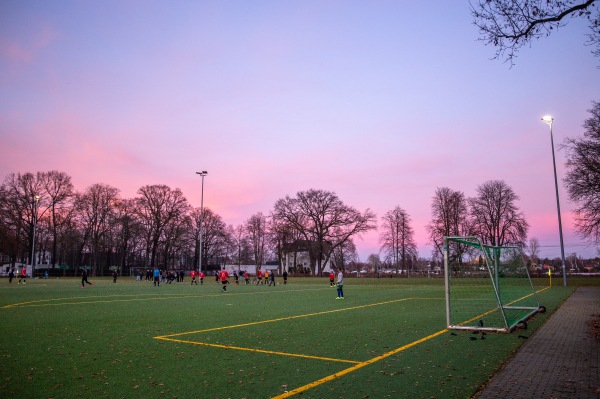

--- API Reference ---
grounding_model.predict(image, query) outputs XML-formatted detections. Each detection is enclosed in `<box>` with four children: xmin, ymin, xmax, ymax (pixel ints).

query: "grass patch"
<box><xmin>0</xmin><ymin>276</ymin><xmax>579</xmax><ymax>398</ymax></box>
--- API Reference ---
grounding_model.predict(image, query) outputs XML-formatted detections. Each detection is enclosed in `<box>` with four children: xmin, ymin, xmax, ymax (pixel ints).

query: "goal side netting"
<box><xmin>444</xmin><ymin>236</ymin><xmax>542</xmax><ymax>333</ymax></box>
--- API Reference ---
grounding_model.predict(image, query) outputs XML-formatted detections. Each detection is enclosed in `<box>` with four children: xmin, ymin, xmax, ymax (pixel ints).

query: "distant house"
<box><xmin>282</xmin><ymin>239</ymin><xmax>333</xmax><ymax>275</ymax></box>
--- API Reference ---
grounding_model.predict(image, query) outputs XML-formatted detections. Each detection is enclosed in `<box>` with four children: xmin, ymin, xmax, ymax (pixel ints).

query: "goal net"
<box><xmin>444</xmin><ymin>236</ymin><xmax>542</xmax><ymax>333</ymax></box>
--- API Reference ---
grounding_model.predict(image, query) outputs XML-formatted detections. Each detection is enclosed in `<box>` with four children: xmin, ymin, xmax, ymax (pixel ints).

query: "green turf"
<box><xmin>0</xmin><ymin>275</ymin><xmax>581</xmax><ymax>398</ymax></box>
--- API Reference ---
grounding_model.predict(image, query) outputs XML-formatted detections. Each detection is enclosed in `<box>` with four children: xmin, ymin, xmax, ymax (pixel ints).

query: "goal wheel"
<box><xmin>538</xmin><ymin>305</ymin><xmax>546</xmax><ymax>313</ymax></box>
<box><xmin>516</xmin><ymin>321</ymin><xmax>527</xmax><ymax>330</ymax></box>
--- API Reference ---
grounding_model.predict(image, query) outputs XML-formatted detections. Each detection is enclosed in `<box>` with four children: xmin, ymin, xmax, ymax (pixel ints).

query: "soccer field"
<box><xmin>0</xmin><ymin>276</ymin><xmax>574</xmax><ymax>399</ymax></box>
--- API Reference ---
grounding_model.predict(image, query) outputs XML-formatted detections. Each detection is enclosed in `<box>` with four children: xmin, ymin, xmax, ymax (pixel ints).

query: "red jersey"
<box><xmin>329</xmin><ymin>273</ymin><xmax>334</xmax><ymax>280</ymax></box>
<box><xmin>190</xmin><ymin>270</ymin><xmax>196</xmax><ymax>278</ymax></box>
<box><xmin>219</xmin><ymin>269</ymin><xmax>229</xmax><ymax>281</ymax></box>
<box><xmin>257</xmin><ymin>270</ymin><xmax>262</xmax><ymax>278</ymax></box>
<box><xmin>200</xmin><ymin>272</ymin><xmax>205</xmax><ymax>279</ymax></box>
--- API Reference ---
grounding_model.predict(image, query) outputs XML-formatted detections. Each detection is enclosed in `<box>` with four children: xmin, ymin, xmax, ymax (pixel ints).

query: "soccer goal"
<box><xmin>444</xmin><ymin>236</ymin><xmax>544</xmax><ymax>333</ymax></box>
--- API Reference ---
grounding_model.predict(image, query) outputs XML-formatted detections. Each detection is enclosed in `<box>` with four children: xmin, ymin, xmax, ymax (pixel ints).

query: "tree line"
<box><xmin>2</xmin><ymin>101</ymin><xmax>599</xmax><ymax>277</ymax></box>
<box><xmin>0</xmin><ymin>168</ymin><xmax>536</xmax><ymax>277</ymax></box>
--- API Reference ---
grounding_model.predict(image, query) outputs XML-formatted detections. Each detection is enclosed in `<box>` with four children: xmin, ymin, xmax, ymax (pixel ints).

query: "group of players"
<box><xmin>145</xmin><ymin>267</ymin><xmax>288</xmax><ymax>291</ymax></box>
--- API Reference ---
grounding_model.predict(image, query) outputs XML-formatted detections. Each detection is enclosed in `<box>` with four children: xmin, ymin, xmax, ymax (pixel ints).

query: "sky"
<box><xmin>1</xmin><ymin>1</ymin><xmax>599</xmax><ymax>261</ymax></box>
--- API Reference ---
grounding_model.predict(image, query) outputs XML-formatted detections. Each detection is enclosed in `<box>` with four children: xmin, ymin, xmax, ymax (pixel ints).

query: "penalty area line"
<box><xmin>154</xmin><ymin>336</ymin><xmax>360</xmax><ymax>364</ymax></box>
<box><xmin>272</xmin><ymin>327</ymin><xmax>449</xmax><ymax>398</ymax></box>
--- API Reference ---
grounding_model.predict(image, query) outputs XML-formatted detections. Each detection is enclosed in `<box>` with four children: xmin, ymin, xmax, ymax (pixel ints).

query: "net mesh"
<box><xmin>445</xmin><ymin>237</ymin><xmax>539</xmax><ymax>332</ymax></box>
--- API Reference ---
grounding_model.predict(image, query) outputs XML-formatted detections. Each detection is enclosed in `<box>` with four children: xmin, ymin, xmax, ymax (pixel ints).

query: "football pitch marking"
<box><xmin>273</xmin><ymin>327</ymin><xmax>449</xmax><ymax>398</ymax></box>
<box><xmin>155</xmin><ymin>297</ymin><xmax>443</xmax><ymax>391</ymax></box>
<box><xmin>0</xmin><ymin>287</ymin><xmax>330</xmax><ymax>309</ymax></box>
<box><xmin>155</xmin><ymin>336</ymin><xmax>361</xmax><ymax>364</ymax></box>
<box><xmin>272</xmin><ymin>287</ymin><xmax>552</xmax><ymax>398</ymax></box>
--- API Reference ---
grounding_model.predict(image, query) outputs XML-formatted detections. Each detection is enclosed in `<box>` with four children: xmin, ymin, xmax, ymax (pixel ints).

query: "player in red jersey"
<box><xmin>219</xmin><ymin>269</ymin><xmax>229</xmax><ymax>292</ymax></box>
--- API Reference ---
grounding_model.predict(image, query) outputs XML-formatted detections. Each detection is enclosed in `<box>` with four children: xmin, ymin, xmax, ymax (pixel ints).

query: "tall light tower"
<box><xmin>541</xmin><ymin>115</ymin><xmax>567</xmax><ymax>286</ymax></box>
<box><xmin>196</xmin><ymin>171</ymin><xmax>207</xmax><ymax>274</ymax></box>
<box><xmin>31</xmin><ymin>194</ymin><xmax>40</xmax><ymax>277</ymax></box>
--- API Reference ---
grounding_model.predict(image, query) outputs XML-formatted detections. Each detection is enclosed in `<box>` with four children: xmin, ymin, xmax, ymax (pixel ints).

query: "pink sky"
<box><xmin>1</xmin><ymin>1</ymin><xmax>598</xmax><ymax>260</ymax></box>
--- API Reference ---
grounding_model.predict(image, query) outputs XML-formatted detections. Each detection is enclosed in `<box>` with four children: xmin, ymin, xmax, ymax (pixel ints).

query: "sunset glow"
<box><xmin>1</xmin><ymin>1</ymin><xmax>598</xmax><ymax>259</ymax></box>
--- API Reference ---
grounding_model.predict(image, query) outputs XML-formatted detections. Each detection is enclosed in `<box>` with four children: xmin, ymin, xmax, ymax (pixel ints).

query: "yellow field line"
<box><xmin>155</xmin><ymin>336</ymin><xmax>360</xmax><ymax>364</ymax></box>
<box><xmin>272</xmin><ymin>288</ymin><xmax>552</xmax><ymax>397</ymax></box>
<box><xmin>0</xmin><ymin>287</ymin><xmax>329</xmax><ymax>309</ymax></box>
<box><xmin>272</xmin><ymin>328</ymin><xmax>449</xmax><ymax>398</ymax></box>
<box><xmin>154</xmin><ymin>298</ymin><xmax>442</xmax><ymax>381</ymax></box>
<box><xmin>156</xmin><ymin>298</ymin><xmax>440</xmax><ymax>338</ymax></box>
<box><xmin>458</xmin><ymin>286</ymin><xmax>552</xmax><ymax>326</ymax></box>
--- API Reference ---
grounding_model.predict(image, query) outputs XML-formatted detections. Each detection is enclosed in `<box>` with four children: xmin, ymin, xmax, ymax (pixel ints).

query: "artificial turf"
<box><xmin>0</xmin><ymin>275</ymin><xmax>578</xmax><ymax>398</ymax></box>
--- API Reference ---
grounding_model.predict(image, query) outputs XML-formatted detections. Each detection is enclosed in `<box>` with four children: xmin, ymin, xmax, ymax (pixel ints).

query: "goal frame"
<box><xmin>443</xmin><ymin>236</ymin><xmax>542</xmax><ymax>333</ymax></box>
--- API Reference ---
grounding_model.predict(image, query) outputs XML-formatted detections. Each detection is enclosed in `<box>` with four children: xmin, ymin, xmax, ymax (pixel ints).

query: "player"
<box><xmin>335</xmin><ymin>269</ymin><xmax>344</xmax><ymax>299</ymax></box>
<box><xmin>268</xmin><ymin>270</ymin><xmax>275</xmax><ymax>286</ymax></box>
<box><xmin>153</xmin><ymin>267</ymin><xmax>160</xmax><ymax>287</ymax></box>
<box><xmin>219</xmin><ymin>268</ymin><xmax>229</xmax><ymax>292</ymax></box>
<box><xmin>199</xmin><ymin>271</ymin><xmax>205</xmax><ymax>285</ymax></box>
<box><xmin>18</xmin><ymin>267</ymin><xmax>27</xmax><ymax>284</ymax></box>
<box><xmin>190</xmin><ymin>270</ymin><xmax>197</xmax><ymax>285</ymax></box>
<box><xmin>329</xmin><ymin>272</ymin><xmax>335</xmax><ymax>287</ymax></box>
<box><xmin>81</xmin><ymin>269</ymin><xmax>93</xmax><ymax>288</ymax></box>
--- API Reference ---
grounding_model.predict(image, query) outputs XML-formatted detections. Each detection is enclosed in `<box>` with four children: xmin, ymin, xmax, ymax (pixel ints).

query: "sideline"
<box><xmin>0</xmin><ymin>287</ymin><xmax>330</xmax><ymax>309</ymax></box>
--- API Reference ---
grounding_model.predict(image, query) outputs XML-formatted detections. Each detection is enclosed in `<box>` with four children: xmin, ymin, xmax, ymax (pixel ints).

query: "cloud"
<box><xmin>0</xmin><ymin>25</ymin><xmax>57</xmax><ymax>65</ymax></box>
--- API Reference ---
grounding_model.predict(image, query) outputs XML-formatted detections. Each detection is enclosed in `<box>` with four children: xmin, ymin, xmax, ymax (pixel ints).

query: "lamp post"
<box><xmin>541</xmin><ymin>115</ymin><xmax>567</xmax><ymax>286</ymax></box>
<box><xmin>31</xmin><ymin>194</ymin><xmax>40</xmax><ymax>278</ymax></box>
<box><xmin>196</xmin><ymin>171</ymin><xmax>207</xmax><ymax>274</ymax></box>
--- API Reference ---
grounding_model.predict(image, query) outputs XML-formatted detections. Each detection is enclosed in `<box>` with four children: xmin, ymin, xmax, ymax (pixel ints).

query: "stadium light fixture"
<box><xmin>541</xmin><ymin>115</ymin><xmax>567</xmax><ymax>286</ymax></box>
<box><xmin>196</xmin><ymin>171</ymin><xmax>207</xmax><ymax>275</ymax></box>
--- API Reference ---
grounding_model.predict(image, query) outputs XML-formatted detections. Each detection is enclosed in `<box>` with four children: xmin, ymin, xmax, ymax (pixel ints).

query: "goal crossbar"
<box><xmin>444</xmin><ymin>236</ymin><xmax>541</xmax><ymax>333</ymax></box>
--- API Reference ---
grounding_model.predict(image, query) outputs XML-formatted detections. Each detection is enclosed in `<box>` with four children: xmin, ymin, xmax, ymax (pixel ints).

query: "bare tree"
<box><xmin>330</xmin><ymin>238</ymin><xmax>358</xmax><ymax>271</ymax></box>
<box><xmin>471</xmin><ymin>0</ymin><xmax>599</xmax><ymax>65</ymax></box>
<box><xmin>135</xmin><ymin>185</ymin><xmax>188</xmax><ymax>268</ymax></box>
<box><xmin>229</xmin><ymin>224</ymin><xmax>246</xmax><ymax>268</ymax></box>
<box><xmin>567</xmin><ymin>252</ymin><xmax>582</xmax><ymax>271</ymax></box>
<box><xmin>111</xmin><ymin>198</ymin><xmax>143</xmax><ymax>272</ymax></box>
<box><xmin>0</xmin><ymin>172</ymin><xmax>51</xmax><ymax>275</ymax></box>
<box><xmin>42</xmin><ymin>171</ymin><xmax>75</xmax><ymax>268</ymax></box>
<box><xmin>273</xmin><ymin>189</ymin><xmax>376</xmax><ymax>275</ymax></box>
<box><xmin>246</xmin><ymin>212</ymin><xmax>268</xmax><ymax>271</ymax></box>
<box><xmin>563</xmin><ymin>101</ymin><xmax>600</xmax><ymax>243</ymax></box>
<box><xmin>198</xmin><ymin>208</ymin><xmax>229</xmax><ymax>268</ymax></box>
<box><xmin>366</xmin><ymin>253</ymin><xmax>381</xmax><ymax>273</ymax></box>
<box><xmin>75</xmin><ymin>184</ymin><xmax>120</xmax><ymax>275</ymax></box>
<box><xmin>468</xmin><ymin>180</ymin><xmax>529</xmax><ymax>247</ymax></box>
<box><xmin>427</xmin><ymin>187</ymin><xmax>471</xmax><ymax>262</ymax></box>
<box><xmin>527</xmin><ymin>237</ymin><xmax>541</xmax><ymax>264</ymax></box>
<box><xmin>380</xmin><ymin>206</ymin><xmax>418</xmax><ymax>274</ymax></box>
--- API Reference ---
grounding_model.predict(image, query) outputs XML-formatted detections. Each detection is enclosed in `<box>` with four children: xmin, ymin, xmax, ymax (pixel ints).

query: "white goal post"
<box><xmin>444</xmin><ymin>236</ymin><xmax>545</xmax><ymax>333</ymax></box>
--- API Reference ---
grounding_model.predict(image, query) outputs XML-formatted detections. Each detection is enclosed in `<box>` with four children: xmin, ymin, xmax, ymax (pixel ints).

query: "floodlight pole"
<box><xmin>542</xmin><ymin>116</ymin><xmax>567</xmax><ymax>286</ymax></box>
<box><xmin>30</xmin><ymin>194</ymin><xmax>40</xmax><ymax>277</ymax></box>
<box><xmin>196</xmin><ymin>171</ymin><xmax>207</xmax><ymax>275</ymax></box>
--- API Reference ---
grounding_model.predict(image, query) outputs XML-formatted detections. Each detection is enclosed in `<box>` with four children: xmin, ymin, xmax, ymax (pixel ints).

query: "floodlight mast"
<box><xmin>31</xmin><ymin>194</ymin><xmax>40</xmax><ymax>277</ymax></box>
<box><xmin>541</xmin><ymin>116</ymin><xmax>567</xmax><ymax>286</ymax></box>
<box><xmin>196</xmin><ymin>171</ymin><xmax>207</xmax><ymax>275</ymax></box>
